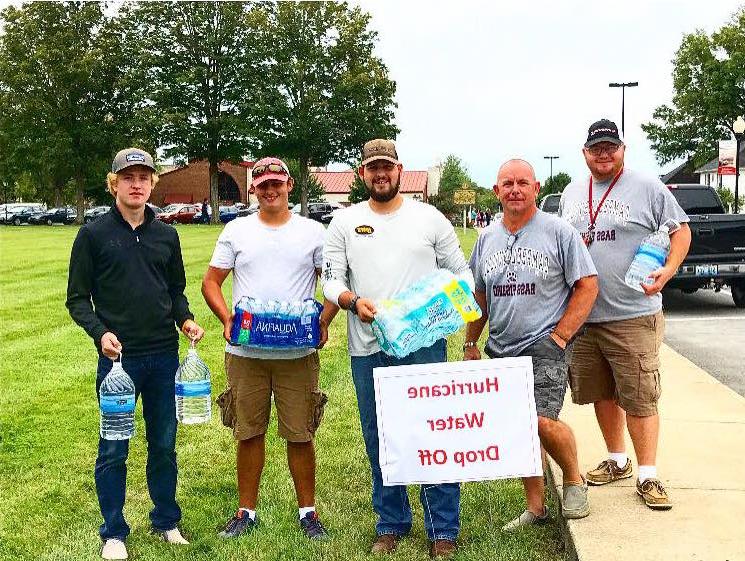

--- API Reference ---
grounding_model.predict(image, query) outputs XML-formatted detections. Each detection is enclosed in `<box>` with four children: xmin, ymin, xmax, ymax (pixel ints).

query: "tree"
<box><xmin>0</xmin><ymin>102</ymin><xmax>17</xmax><ymax>204</ymax></box>
<box><xmin>716</xmin><ymin>186</ymin><xmax>745</xmax><ymax>213</ymax></box>
<box><xmin>250</xmin><ymin>2</ymin><xmax>397</xmax><ymax>216</ymax></box>
<box><xmin>285</xmin><ymin>160</ymin><xmax>326</xmax><ymax>205</ymax></box>
<box><xmin>438</xmin><ymin>155</ymin><xmax>471</xmax><ymax>194</ymax></box>
<box><xmin>429</xmin><ymin>154</ymin><xmax>477</xmax><ymax>219</ymax></box>
<box><xmin>541</xmin><ymin>172</ymin><xmax>572</xmax><ymax>197</ymax></box>
<box><xmin>123</xmin><ymin>1</ymin><xmax>263</xmax><ymax>223</ymax></box>
<box><xmin>642</xmin><ymin>8</ymin><xmax>745</xmax><ymax>167</ymax></box>
<box><xmin>475</xmin><ymin>188</ymin><xmax>500</xmax><ymax>212</ymax></box>
<box><xmin>348</xmin><ymin>173</ymin><xmax>370</xmax><ymax>204</ymax></box>
<box><xmin>0</xmin><ymin>2</ymin><xmax>131</xmax><ymax>219</ymax></box>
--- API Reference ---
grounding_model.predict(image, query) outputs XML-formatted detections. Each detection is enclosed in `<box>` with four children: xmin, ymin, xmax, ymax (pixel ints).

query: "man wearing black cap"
<box><xmin>559</xmin><ymin>121</ymin><xmax>691</xmax><ymax>511</ymax></box>
<box><xmin>323</xmin><ymin>139</ymin><xmax>473</xmax><ymax>558</ymax></box>
<box><xmin>67</xmin><ymin>148</ymin><xmax>205</xmax><ymax>560</ymax></box>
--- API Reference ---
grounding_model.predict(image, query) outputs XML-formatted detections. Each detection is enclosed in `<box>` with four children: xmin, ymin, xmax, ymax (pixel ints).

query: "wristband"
<box><xmin>349</xmin><ymin>295</ymin><xmax>360</xmax><ymax>315</ymax></box>
<box><xmin>463</xmin><ymin>341</ymin><xmax>478</xmax><ymax>351</ymax></box>
<box><xmin>552</xmin><ymin>331</ymin><xmax>569</xmax><ymax>345</ymax></box>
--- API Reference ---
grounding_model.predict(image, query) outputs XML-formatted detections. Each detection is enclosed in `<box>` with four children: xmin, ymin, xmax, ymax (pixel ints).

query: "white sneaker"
<box><xmin>101</xmin><ymin>539</ymin><xmax>128</xmax><ymax>560</ymax></box>
<box><xmin>160</xmin><ymin>527</ymin><xmax>189</xmax><ymax>545</ymax></box>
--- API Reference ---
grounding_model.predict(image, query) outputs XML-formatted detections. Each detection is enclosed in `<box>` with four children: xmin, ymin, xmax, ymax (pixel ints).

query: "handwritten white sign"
<box><xmin>374</xmin><ymin>357</ymin><xmax>541</xmax><ymax>485</ymax></box>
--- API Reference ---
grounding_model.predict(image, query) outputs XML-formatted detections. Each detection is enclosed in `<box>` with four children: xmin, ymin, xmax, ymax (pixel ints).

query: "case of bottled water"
<box><xmin>371</xmin><ymin>270</ymin><xmax>482</xmax><ymax>359</ymax></box>
<box><xmin>230</xmin><ymin>297</ymin><xmax>322</xmax><ymax>348</ymax></box>
<box><xmin>99</xmin><ymin>355</ymin><xmax>136</xmax><ymax>440</ymax></box>
<box><xmin>175</xmin><ymin>341</ymin><xmax>211</xmax><ymax>424</ymax></box>
<box><xmin>625</xmin><ymin>224</ymin><xmax>673</xmax><ymax>292</ymax></box>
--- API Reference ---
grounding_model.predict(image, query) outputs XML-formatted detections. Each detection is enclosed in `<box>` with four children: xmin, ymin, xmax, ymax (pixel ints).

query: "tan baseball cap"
<box><xmin>361</xmin><ymin>139</ymin><xmax>399</xmax><ymax>166</ymax></box>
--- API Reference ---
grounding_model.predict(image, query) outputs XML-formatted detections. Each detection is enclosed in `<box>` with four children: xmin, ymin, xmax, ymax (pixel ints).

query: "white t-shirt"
<box><xmin>322</xmin><ymin>198</ymin><xmax>474</xmax><ymax>356</ymax></box>
<box><xmin>210</xmin><ymin>214</ymin><xmax>325</xmax><ymax>359</ymax></box>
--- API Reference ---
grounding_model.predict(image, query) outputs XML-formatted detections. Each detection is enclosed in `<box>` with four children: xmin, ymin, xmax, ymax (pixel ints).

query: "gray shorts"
<box><xmin>487</xmin><ymin>334</ymin><xmax>569</xmax><ymax>420</ymax></box>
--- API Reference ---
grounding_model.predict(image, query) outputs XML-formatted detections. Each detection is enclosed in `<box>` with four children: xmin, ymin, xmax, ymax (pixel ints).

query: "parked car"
<box><xmin>84</xmin><ymin>206</ymin><xmax>110</xmax><ymax>223</ymax></box>
<box><xmin>292</xmin><ymin>201</ymin><xmax>343</xmax><ymax>222</ymax></box>
<box><xmin>1</xmin><ymin>203</ymin><xmax>45</xmax><ymax>224</ymax></box>
<box><xmin>539</xmin><ymin>194</ymin><xmax>562</xmax><ymax>214</ymax></box>
<box><xmin>157</xmin><ymin>204</ymin><xmax>200</xmax><ymax>224</ymax></box>
<box><xmin>5</xmin><ymin>206</ymin><xmax>45</xmax><ymax>226</ymax></box>
<box><xmin>320</xmin><ymin>208</ymin><xmax>343</xmax><ymax>224</ymax></box>
<box><xmin>218</xmin><ymin>205</ymin><xmax>239</xmax><ymax>223</ymax></box>
<box><xmin>30</xmin><ymin>207</ymin><xmax>77</xmax><ymax>225</ymax></box>
<box><xmin>193</xmin><ymin>205</ymin><xmax>241</xmax><ymax>224</ymax></box>
<box><xmin>665</xmin><ymin>184</ymin><xmax>745</xmax><ymax>307</ymax></box>
<box><xmin>243</xmin><ymin>203</ymin><xmax>260</xmax><ymax>216</ymax></box>
<box><xmin>191</xmin><ymin>205</ymin><xmax>212</xmax><ymax>224</ymax></box>
<box><xmin>146</xmin><ymin>203</ymin><xmax>163</xmax><ymax>215</ymax></box>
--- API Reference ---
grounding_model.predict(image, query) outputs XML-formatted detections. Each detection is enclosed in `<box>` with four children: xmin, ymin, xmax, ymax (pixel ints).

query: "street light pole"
<box><xmin>609</xmin><ymin>81</ymin><xmax>638</xmax><ymax>137</ymax></box>
<box><xmin>733</xmin><ymin>116</ymin><xmax>745</xmax><ymax>214</ymax></box>
<box><xmin>543</xmin><ymin>155</ymin><xmax>559</xmax><ymax>185</ymax></box>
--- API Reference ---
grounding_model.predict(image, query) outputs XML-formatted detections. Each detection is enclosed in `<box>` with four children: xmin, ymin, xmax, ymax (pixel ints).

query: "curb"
<box><xmin>545</xmin><ymin>457</ymin><xmax>580</xmax><ymax>561</ymax></box>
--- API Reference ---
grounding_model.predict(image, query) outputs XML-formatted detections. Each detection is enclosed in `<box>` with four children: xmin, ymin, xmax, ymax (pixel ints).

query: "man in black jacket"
<box><xmin>66</xmin><ymin>147</ymin><xmax>204</xmax><ymax>560</ymax></box>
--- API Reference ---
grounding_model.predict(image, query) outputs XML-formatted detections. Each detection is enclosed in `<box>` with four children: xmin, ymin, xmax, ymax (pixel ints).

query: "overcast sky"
<box><xmin>1</xmin><ymin>0</ymin><xmax>740</xmax><ymax>186</ymax></box>
<box><xmin>354</xmin><ymin>0</ymin><xmax>742</xmax><ymax>187</ymax></box>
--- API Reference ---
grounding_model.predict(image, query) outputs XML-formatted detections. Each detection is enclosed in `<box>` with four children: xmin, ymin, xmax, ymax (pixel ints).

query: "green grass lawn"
<box><xmin>0</xmin><ymin>224</ymin><xmax>565</xmax><ymax>561</ymax></box>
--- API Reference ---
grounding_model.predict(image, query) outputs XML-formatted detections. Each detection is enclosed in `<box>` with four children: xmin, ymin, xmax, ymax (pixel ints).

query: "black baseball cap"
<box><xmin>584</xmin><ymin>119</ymin><xmax>623</xmax><ymax>148</ymax></box>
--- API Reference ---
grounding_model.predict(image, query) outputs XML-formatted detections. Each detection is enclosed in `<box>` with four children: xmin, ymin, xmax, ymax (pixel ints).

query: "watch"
<box><xmin>463</xmin><ymin>341</ymin><xmax>478</xmax><ymax>351</ymax></box>
<box><xmin>349</xmin><ymin>295</ymin><xmax>360</xmax><ymax>315</ymax></box>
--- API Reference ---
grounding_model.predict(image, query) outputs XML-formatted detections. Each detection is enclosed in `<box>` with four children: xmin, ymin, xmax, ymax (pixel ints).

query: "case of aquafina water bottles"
<box><xmin>230</xmin><ymin>298</ymin><xmax>322</xmax><ymax>349</ymax></box>
<box><xmin>175</xmin><ymin>340</ymin><xmax>211</xmax><ymax>424</ymax></box>
<box><xmin>371</xmin><ymin>269</ymin><xmax>482</xmax><ymax>359</ymax></box>
<box><xmin>99</xmin><ymin>354</ymin><xmax>136</xmax><ymax>440</ymax></box>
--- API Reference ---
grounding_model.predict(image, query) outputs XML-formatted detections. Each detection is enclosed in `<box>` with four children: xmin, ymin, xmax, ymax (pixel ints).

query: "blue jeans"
<box><xmin>351</xmin><ymin>339</ymin><xmax>460</xmax><ymax>541</ymax></box>
<box><xmin>94</xmin><ymin>352</ymin><xmax>180</xmax><ymax>541</ymax></box>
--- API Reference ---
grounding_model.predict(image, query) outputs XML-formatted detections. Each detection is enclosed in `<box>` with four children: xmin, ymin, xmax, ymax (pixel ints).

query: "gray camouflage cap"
<box><xmin>112</xmin><ymin>148</ymin><xmax>156</xmax><ymax>173</ymax></box>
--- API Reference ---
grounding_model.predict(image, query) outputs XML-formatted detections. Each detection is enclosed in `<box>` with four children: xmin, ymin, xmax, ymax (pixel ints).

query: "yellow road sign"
<box><xmin>454</xmin><ymin>189</ymin><xmax>476</xmax><ymax>205</ymax></box>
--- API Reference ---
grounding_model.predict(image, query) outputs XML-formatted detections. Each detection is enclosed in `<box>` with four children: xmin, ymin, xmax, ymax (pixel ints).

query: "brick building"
<box><xmin>150</xmin><ymin>160</ymin><xmax>251</xmax><ymax>207</ymax></box>
<box><xmin>152</xmin><ymin>160</ymin><xmax>441</xmax><ymax>207</ymax></box>
<box><xmin>307</xmin><ymin>170</ymin><xmax>429</xmax><ymax>206</ymax></box>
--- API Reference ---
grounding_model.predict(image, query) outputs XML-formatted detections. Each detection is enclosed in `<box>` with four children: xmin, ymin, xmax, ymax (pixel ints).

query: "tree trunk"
<box><xmin>75</xmin><ymin>172</ymin><xmax>85</xmax><ymax>225</ymax></box>
<box><xmin>209</xmin><ymin>159</ymin><xmax>219</xmax><ymax>224</ymax></box>
<box><xmin>53</xmin><ymin>183</ymin><xmax>62</xmax><ymax>208</ymax></box>
<box><xmin>299</xmin><ymin>158</ymin><xmax>310</xmax><ymax>217</ymax></box>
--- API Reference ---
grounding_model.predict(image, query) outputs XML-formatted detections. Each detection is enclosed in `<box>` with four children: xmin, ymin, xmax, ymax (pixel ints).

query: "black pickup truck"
<box><xmin>666</xmin><ymin>184</ymin><xmax>745</xmax><ymax>307</ymax></box>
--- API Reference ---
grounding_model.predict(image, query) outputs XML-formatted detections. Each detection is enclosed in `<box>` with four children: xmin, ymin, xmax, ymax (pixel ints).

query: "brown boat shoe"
<box><xmin>586</xmin><ymin>458</ymin><xmax>633</xmax><ymax>485</ymax></box>
<box><xmin>637</xmin><ymin>478</ymin><xmax>673</xmax><ymax>510</ymax></box>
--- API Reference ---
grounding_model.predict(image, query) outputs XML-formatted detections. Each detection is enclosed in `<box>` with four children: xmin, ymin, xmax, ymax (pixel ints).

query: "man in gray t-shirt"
<box><xmin>466</xmin><ymin>159</ymin><xmax>598</xmax><ymax>529</ymax></box>
<box><xmin>559</xmin><ymin>119</ymin><xmax>691</xmax><ymax>511</ymax></box>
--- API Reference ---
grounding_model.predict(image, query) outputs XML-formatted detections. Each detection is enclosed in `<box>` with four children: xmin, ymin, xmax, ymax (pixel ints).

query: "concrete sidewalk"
<box><xmin>547</xmin><ymin>343</ymin><xmax>745</xmax><ymax>561</ymax></box>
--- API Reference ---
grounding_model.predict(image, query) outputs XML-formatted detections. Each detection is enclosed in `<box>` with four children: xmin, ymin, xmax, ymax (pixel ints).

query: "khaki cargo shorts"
<box><xmin>569</xmin><ymin>311</ymin><xmax>664</xmax><ymax>417</ymax></box>
<box><xmin>218</xmin><ymin>351</ymin><xmax>327</xmax><ymax>442</ymax></box>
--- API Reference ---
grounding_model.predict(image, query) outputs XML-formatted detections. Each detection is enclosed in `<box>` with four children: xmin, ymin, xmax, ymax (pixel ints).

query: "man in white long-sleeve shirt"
<box><xmin>323</xmin><ymin>139</ymin><xmax>473</xmax><ymax>559</ymax></box>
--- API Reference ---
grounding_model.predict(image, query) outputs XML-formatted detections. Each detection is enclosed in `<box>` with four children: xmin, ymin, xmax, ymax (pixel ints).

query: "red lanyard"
<box><xmin>587</xmin><ymin>167</ymin><xmax>623</xmax><ymax>231</ymax></box>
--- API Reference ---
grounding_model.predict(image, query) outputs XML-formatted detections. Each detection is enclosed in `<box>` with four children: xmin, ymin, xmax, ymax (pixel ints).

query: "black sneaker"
<box><xmin>219</xmin><ymin>510</ymin><xmax>258</xmax><ymax>538</ymax></box>
<box><xmin>299</xmin><ymin>511</ymin><xmax>329</xmax><ymax>541</ymax></box>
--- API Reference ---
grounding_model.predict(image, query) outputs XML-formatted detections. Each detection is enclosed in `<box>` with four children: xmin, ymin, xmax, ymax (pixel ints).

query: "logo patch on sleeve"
<box><xmin>355</xmin><ymin>225</ymin><xmax>374</xmax><ymax>235</ymax></box>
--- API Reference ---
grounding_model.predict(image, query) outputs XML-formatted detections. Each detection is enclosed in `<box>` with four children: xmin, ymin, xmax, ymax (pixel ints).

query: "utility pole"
<box><xmin>543</xmin><ymin>155</ymin><xmax>559</xmax><ymax>185</ymax></box>
<box><xmin>609</xmin><ymin>81</ymin><xmax>638</xmax><ymax>137</ymax></box>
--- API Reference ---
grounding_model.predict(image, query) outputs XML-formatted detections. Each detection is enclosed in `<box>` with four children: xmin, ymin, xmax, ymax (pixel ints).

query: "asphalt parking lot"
<box><xmin>662</xmin><ymin>287</ymin><xmax>745</xmax><ymax>397</ymax></box>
